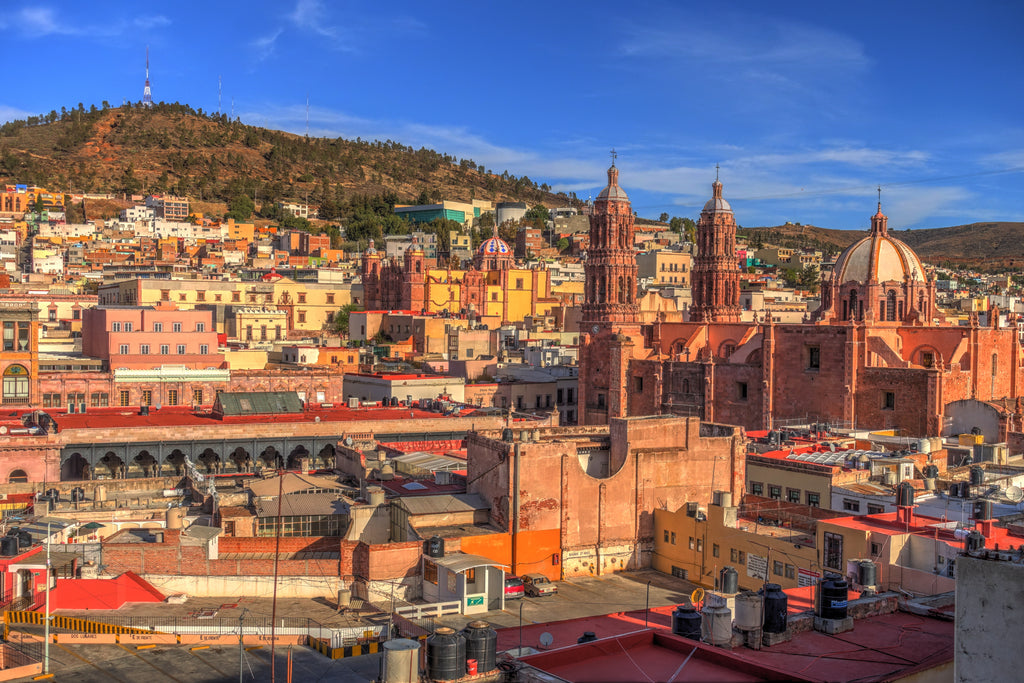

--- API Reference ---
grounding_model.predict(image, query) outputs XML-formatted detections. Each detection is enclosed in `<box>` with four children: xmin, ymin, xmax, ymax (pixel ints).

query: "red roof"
<box><xmin>47</xmin><ymin>572</ymin><xmax>165</xmax><ymax>610</ymax></box>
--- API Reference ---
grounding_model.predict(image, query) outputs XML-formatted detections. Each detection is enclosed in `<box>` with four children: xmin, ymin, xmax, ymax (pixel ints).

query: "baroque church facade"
<box><xmin>579</xmin><ymin>165</ymin><xmax>1024</xmax><ymax>440</ymax></box>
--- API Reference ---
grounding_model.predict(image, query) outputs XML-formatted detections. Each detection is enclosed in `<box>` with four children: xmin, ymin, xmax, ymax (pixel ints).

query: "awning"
<box><xmin>80</xmin><ymin>522</ymin><xmax>104</xmax><ymax>530</ymax></box>
<box><xmin>432</xmin><ymin>553</ymin><xmax>509</xmax><ymax>574</ymax></box>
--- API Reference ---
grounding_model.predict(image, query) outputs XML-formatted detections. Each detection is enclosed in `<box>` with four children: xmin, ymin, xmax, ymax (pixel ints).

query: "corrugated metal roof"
<box><xmin>398</xmin><ymin>493</ymin><xmax>488</xmax><ymax>516</ymax></box>
<box><xmin>214</xmin><ymin>391</ymin><xmax>304</xmax><ymax>416</ymax></box>
<box><xmin>254</xmin><ymin>492</ymin><xmax>350</xmax><ymax>518</ymax></box>
<box><xmin>248</xmin><ymin>472</ymin><xmax>346</xmax><ymax>497</ymax></box>
<box><xmin>433</xmin><ymin>552</ymin><xmax>509</xmax><ymax>573</ymax></box>
<box><xmin>788</xmin><ymin>449</ymin><xmax>888</xmax><ymax>466</ymax></box>
<box><xmin>392</xmin><ymin>452</ymin><xmax>465</xmax><ymax>475</ymax></box>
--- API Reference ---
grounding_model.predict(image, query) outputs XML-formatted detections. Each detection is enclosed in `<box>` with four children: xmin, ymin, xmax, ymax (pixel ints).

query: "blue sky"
<box><xmin>2</xmin><ymin>1</ymin><xmax>1023</xmax><ymax>229</ymax></box>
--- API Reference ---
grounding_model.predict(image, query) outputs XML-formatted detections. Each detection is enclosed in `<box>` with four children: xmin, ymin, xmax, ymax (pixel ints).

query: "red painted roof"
<box><xmin>47</xmin><ymin>572</ymin><xmax>165</xmax><ymax>610</ymax></box>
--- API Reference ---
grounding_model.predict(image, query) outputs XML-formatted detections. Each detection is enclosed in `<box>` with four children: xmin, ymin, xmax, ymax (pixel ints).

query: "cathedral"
<box><xmin>361</xmin><ymin>231</ymin><xmax>555</xmax><ymax>323</ymax></box>
<box><xmin>579</xmin><ymin>164</ymin><xmax>1024</xmax><ymax>439</ymax></box>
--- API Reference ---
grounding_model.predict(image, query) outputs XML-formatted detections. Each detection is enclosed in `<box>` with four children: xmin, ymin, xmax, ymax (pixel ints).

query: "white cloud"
<box><xmin>0</xmin><ymin>105</ymin><xmax>32</xmax><ymax>124</ymax></box>
<box><xmin>2</xmin><ymin>8</ymin><xmax>170</xmax><ymax>37</ymax></box>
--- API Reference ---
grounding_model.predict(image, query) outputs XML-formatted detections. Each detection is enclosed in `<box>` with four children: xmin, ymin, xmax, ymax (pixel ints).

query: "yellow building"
<box><xmin>225</xmin><ymin>219</ymin><xmax>255</xmax><ymax>241</ymax></box>
<box><xmin>97</xmin><ymin>276</ymin><xmax>357</xmax><ymax>335</ymax></box>
<box><xmin>637</xmin><ymin>249</ymin><xmax>692</xmax><ymax>287</ymax></box>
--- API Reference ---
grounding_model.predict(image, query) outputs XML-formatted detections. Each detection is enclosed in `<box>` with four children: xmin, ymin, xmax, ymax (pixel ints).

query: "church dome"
<box><xmin>702</xmin><ymin>180</ymin><xmax>732</xmax><ymax>213</ymax></box>
<box><xmin>597</xmin><ymin>164</ymin><xmax>629</xmax><ymax>201</ymax></box>
<box><xmin>479</xmin><ymin>235</ymin><xmax>511</xmax><ymax>256</ymax></box>
<box><xmin>833</xmin><ymin>207</ymin><xmax>925</xmax><ymax>285</ymax></box>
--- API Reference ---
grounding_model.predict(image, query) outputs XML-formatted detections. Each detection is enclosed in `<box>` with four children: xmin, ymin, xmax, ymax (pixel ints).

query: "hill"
<box><xmin>739</xmin><ymin>222</ymin><xmax>1024</xmax><ymax>271</ymax></box>
<box><xmin>0</xmin><ymin>102</ymin><xmax>577</xmax><ymax>217</ymax></box>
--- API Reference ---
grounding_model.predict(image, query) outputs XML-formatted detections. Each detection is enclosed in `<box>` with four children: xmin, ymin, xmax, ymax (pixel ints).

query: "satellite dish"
<box><xmin>1006</xmin><ymin>485</ymin><xmax>1023</xmax><ymax>503</ymax></box>
<box><xmin>539</xmin><ymin>632</ymin><xmax>553</xmax><ymax>648</ymax></box>
<box><xmin>829</xmin><ymin>443</ymin><xmax>836</xmax><ymax>452</ymax></box>
<box><xmin>0</xmin><ymin>426</ymin><xmax>7</xmax><ymax>435</ymax></box>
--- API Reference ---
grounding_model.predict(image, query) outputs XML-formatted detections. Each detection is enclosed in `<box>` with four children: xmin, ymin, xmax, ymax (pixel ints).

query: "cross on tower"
<box><xmin>610</xmin><ymin>148</ymin><xmax>617</xmax><ymax>166</ymax></box>
<box><xmin>715</xmin><ymin>163</ymin><xmax>720</xmax><ymax>182</ymax></box>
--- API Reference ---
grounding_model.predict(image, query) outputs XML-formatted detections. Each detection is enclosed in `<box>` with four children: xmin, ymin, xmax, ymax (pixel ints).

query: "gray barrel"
<box><xmin>970</xmin><ymin>465</ymin><xmax>984</xmax><ymax>486</ymax></box>
<box><xmin>576</xmin><ymin>631</ymin><xmax>597</xmax><ymax>644</ymax></box>
<box><xmin>858</xmin><ymin>560</ymin><xmax>878</xmax><ymax>587</ymax></box>
<box><xmin>381</xmin><ymin>638</ymin><xmax>419</xmax><ymax>683</ymax></box>
<box><xmin>897</xmin><ymin>482</ymin><xmax>914</xmax><ymax>507</ymax></box>
<box><xmin>719</xmin><ymin>566</ymin><xmax>739</xmax><ymax>594</ymax></box>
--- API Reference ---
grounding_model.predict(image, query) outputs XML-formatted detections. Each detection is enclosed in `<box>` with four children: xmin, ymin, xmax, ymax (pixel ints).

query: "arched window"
<box><xmin>618</xmin><ymin>276</ymin><xmax>625</xmax><ymax>304</ymax></box>
<box><xmin>992</xmin><ymin>353</ymin><xmax>999</xmax><ymax>397</ymax></box>
<box><xmin>2</xmin><ymin>365</ymin><xmax>29</xmax><ymax>405</ymax></box>
<box><xmin>848</xmin><ymin>291</ymin><xmax>858</xmax><ymax>321</ymax></box>
<box><xmin>7</xmin><ymin>470</ymin><xmax>27</xmax><ymax>483</ymax></box>
<box><xmin>918</xmin><ymin>292</ymin><xmax>925</xmax><ymax>315</ymax></box>
<box><xmin>886</xmin><ymin>290</ymin><xmax>897</xmax><ymax>321</ymax></box>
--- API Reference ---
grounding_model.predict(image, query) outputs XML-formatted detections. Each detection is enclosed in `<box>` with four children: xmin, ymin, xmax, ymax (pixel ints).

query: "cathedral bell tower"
<box><xmin>690</xmin><ymin>173</ymin><xmax>742</xmax><ymax>323</ymax></box>
<box><xmin>579</xmin><ymin>156</ymin><xmax>642</xmax><ymax>425</ymax></box>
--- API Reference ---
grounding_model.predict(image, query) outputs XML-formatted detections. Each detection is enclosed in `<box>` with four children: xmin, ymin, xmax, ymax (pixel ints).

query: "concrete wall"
<box><xmin>955</xmin><ymin>555</ymin><xmax>1024</xmax><ymax>683</ymax></box>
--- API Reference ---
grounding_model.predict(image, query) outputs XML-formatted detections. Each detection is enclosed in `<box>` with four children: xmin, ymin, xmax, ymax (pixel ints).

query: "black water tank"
<box><xmin>0</xmin><ymin>537</ymin><xmax>17</xmax><ymax>556</ymax></box>
<box><xmin>973</xmin><ymin>499</ymin><xmax>993</xmax><ymax>521</ymax></box>
<box><xmin>502</xmin><ymin>428</ymin><xmax>514</xmax><ymax>442</ymax></box>
<box><xmin>966</xmin><ymin>530</ymin><xmax>986</xmax><ymax>553</ymax></box>
<box><xmin>671</xmin><ymin>605</ymin><xmax>702</xmax><ymax>640</ymax></box>
<box><xmin>426</xmin><ymin>627</ymin><xmax>466</xmax><ymax>681</ymax></box>
<box><xmin>462</xmin><ymin>621</ymin><xmax>497</xmax><ymax>673</ymax></box>
<box><xmin>816</xmin><ymin>576</ymin><xmax>848</xmax><ymax>620</ymax></box>
<box><xmin>719</xmin><ymin>566</ymin><xmax>739</xmax><ymax>594</ymax></box>
<box><xmin>760</xmin><ymin>583</ymin><xmax>788</xmax><ymax>634</ymax></box>
<box><xmin>970</xmin><ymin>465</ymin><xmax>985</xmax><ymax>486</ymax></box>
<box><xmin>390</xmin><ymin>396</ymin><xmax>398</xmax><ymax>407</ymax></box>
<box><xmin>959</xmin><ymin>481</ymin><xmax>971</xmax><ymax>498</ymax></box>
<box><xmin>923</xmin><ymin>464</ymin><xmax>939</xmax><ymax>479</ymax></box>
<box><xmin>897</xmin><ymin>482</ymin><xmax>915</xmax><ymax>508</ymax></box>
<box><xmin>16</xmin><ymin>530</ymin><xmax>32</xmax><ymax>549</ymax></box>
<box><xmin>576</xmin><ymin>631</ymin><xmax>597</xmax><ymax>644</ymax></box>
<box><xmin>71</xmin><ymin>487</ymin><xmax>85</xmax><ymax>503</ymax></box>
<box><xmin>858</xmin><ymin>560</ymin><xmax>878</xmax><ymax>587</ymax></box>
<box><xmin>45</xmin><ymin>488</ymin><xmax>60</xmax><ymax>503</ymax></box>
<box><xmin>425</xmin><ymin>535</ymin><xmax>445</xmax><ymax>558</ymax></box>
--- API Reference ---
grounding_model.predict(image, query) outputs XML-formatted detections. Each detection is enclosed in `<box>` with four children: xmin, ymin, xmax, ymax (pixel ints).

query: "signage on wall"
<box><xmin>466</xmin><ymin>595</ymin><xmax>484</xmax><ymax>607</ymax></box>
<box><xmin>798</xmin><ymin>568</ymin><xmax>821</xmax><ymax>587</ymax></box>
<box><xmin>746</xmin><ymin>554</ymin><xmax>767</xmax><ymax>580</ymax></box>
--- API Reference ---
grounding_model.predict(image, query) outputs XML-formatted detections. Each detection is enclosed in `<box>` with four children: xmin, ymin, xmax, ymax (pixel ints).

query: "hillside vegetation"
<box><xmin>0</xmin><ymin>102</ymin><xmax>577</xmax><ymax>215</ymax></box>
<box><xmin>739</xmin><ymin>222</ymin><xmax>1024</xmax><ymax>271</ymax></box>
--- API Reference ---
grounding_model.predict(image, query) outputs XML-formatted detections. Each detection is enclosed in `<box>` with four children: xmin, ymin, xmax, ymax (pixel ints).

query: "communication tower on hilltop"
<box><xmin>143</xmin><ymin>46</ymin><xmax>153</xmax><ymax>107</ymax></box>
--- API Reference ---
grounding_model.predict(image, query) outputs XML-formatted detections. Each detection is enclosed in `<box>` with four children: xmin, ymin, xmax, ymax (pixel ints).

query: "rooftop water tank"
<box><xmin>462</xmin><ymin>621</ymin><xmax>497</xmax><ymax>674</ymax></box>
<box><xmin>426</xmin><ymin>535</ymin><xmax>445</xmax><ymax>558</ymax></box>
<box><xmin>760</xmin><ymin>583</ymin><xmax>788</xmax><ymax>634</ymax></box>
<box><xmin>973</xmin><ymin>499</ymin><xmax>993</xmax><ymax>521</ymax></box>
<box><xmin>858</xmin><ymin>560</ymin><xmax>878</xmax><ymax>588</ymax></box>
<box><xmin>719</xmin><ymin>566</ymin><xmax>739</xmax><ymax>594</ymax></box>
<box><xmin>734</xmin><ymin>592</ymin><xmax>763</xmax><ymax>631</ymax></box>
<box><xmin>426</xmin><ymin>627</ymin><xmax>466</xmax><ymax>682</ymax></box>
<box><xmin>701</xmin><ymin>604</ymin><xmax>733</xmax><ymax>646</ymax></box>
<box><xmin>815</xmin><ymin>576</ymin><xmax>848</xmax><ymax>620</ymax></box>
<box><xmin>970</xmin><ymin>465</ymin><xmax>985</xmax><ymax>487</ymax></box>
<box><xmin>671</xmin><ymin>605</ymin><xmax>701</xmax><ymax>640</ymax></box>
<box><xmin>897</xmin><ymin>481</ymin><xmax>915</xmax><ymax>508</ymax></box>
<box><xmin>380</xmin><ymin>638</ymin><xmax>419</xmax><ymax>683</ymax></box>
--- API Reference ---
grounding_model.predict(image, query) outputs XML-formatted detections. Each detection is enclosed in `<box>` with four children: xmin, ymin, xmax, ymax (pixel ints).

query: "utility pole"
<box><xmin>44</xmin><ymin>521</ymin><xmax>51</xmax><ymax>674</ymax></box>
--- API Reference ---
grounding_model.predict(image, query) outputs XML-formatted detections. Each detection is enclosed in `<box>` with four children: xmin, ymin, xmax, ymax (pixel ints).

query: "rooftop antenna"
<box><xmin>231</xmin><ymin>97</ymin><xmax>235</xmax><ymax>119</ymax></box>
<box><xmin>218</xmin><ymin>75</ymin><xmax>222</xmax><ymax>116</ymax></box>
<box><xmin>305</xmin><ymin>94</ymin><xmax>310</xmax><ymax>137</ymax></box>
<box><xmin>143</xmin><ymin>46</ymin><xmax>153</xmax><ymax>107</ymax></box>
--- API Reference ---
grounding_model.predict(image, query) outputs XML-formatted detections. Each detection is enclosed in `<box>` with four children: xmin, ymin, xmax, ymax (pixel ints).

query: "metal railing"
<box><xmin>394</xmin><ymin>601</ymin><xmax>461</xmax><ymax>619</ymax></box>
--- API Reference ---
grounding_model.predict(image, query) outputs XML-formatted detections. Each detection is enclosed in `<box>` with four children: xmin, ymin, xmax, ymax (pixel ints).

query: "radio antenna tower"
<box><xmin>218</xmin><ymin>75</ymin><xmax>222</xmax><ymax>116</ymax></box>
<box><xmin>143</xmin><ymin>46</ymin><xmax>153</xmax><ymax>107</ymax></box>
<box><xmin>305</xmin><ymin>94</ymin><xmax>310</xmax><ymax>137</ymax></box>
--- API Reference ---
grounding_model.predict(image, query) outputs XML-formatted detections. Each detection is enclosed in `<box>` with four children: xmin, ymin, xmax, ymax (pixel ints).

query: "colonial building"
<box><xmin>578</xmin><ymin>166</ymin><xmax>1024</xmax><ymax>438</ymax></box>
<box><xmin>361</xmin><ymin>232</ymin><xmax>556</xmax><ymax>324</ymax></box>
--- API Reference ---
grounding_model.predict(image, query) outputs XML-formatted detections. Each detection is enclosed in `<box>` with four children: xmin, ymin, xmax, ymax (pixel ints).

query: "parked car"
<box><xmin>504</xmin><ymin>575</ymin><xmax>525</xmax><ymax>600</ymax></box>
<box><xmin>522</xmin><ymin>573</ymin><xmax>557</xmax><ymax>597</ymax></box>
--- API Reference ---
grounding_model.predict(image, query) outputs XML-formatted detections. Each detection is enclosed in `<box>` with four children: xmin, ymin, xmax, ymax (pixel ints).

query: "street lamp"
<box><xmin>645</xmin><ymin>580</ymin><xmax>651</xmax><ymax>628</ymax></box>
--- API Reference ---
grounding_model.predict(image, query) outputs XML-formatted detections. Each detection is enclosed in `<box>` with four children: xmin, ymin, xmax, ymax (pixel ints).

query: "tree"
<box><xmin>524</xmin><ymin>204</ymin><xmax>550</xmax><ymax>228</ymax></box>
<box><xmin>226</xmin><ymin>194</ymin><xmax>255</xmax><ymax>221</ymax></box>
<box><xmin>659</xmin><ymin>212</ymin><xmax>669</xmax><ymax>223</ymax></box>
<box><xmin>334</xmin><ymin>303</ymin><xmax>362</xmax><ymax>335</ymax></box>
<box><xmin>557</xmin><ymin>237</ymin><xmax>570</xmax><ymax>252</ymax></box>
<box><xmin>33</xmin><ymin>196</ymin><xmax>45</xmax><ymax>214</ymax></box>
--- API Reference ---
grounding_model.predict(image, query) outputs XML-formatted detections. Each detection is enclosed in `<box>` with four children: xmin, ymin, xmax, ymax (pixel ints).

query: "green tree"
<box><xmin>659</xmin><ymin>212</ymin><xmax>669</xmax><ymax>223</ymax></box>
<box><xmin>557</xmin><ymin>237</ymin><xmax>570</xmax><ymax>252</ymax></box>
<box><xmin>334</xmin><ymin>303</ymin><xmax>362</xmax><ymax>335</ymax></box>
<box><xmin>33</xmin><ymin>196</ymin><xmax>45</xmax><ymax>214</ymax></box>
<box><xmin>226</xmin><ymin>194</ymin><xmax>255</xmax><ymax>221</ymax></box>
<box><xmin>524</xmin><ymin>204</ymin><xmax>550</xmax><ymax>227</ymax></box>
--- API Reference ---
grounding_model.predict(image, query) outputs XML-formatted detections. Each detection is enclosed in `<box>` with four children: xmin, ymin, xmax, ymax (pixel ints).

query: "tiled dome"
<box><xmin>479</xmin><ymin>236</ymin><xmax>511</xmax><ymax>255</ymax></box>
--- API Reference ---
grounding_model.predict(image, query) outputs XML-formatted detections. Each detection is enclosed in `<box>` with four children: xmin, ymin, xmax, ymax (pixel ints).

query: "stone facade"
<box><xmin>690</xmin><ymin>178</ymin><xmax>741</xmax><ymax>323</ymax></box>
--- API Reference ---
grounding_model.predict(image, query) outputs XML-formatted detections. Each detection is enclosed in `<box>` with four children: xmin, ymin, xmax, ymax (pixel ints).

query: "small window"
<box><xmin>173</xmin><ymin>322</ymin><xmax>182</xmax><ymax>333</ymax></box>
<box><xmin>730</xmin><ymin>548</ymin><xmax>739</xmax><ymax>562</ymax></box>
<box><xmin>141</xmin><ymin>390</ymin><xmax>152</xmax><ymax>406</ymax></box>
<box><xmin>119</xmin><ymin>390</ymin><xmax>130</xmax><ymax>407</ymax></box>
<box><xmin>664</xmin><ymin>530</ymin><xmax>669</xmax><ymax>542</ymax></box>
<box><xmin>737</xmin><ymin>382</ymin><xmax>748</xmax><ymax>401</ymax></box>
<box><xmin>769</xmin><ymin>486</ymin><xmax>781</xmax><ymax>500</ymax></box>
<box><xmin>124</xmin><ymin>322</ymin><xmax>133</xmax><ymax>332</ymax></box>
<box><xmin>119</xmin><ymin>344</ymin><xmax>129</xmax><ymax>354</ymax></box>
<box><xmin>298</xmin><ymin>311</ymin><xmax>306</xmax><ymax>323</ymax></box>
<box><xmin>153</xmin><ymin>322</ymin><xmax>163</xmax><ymax>332</ymax></box>
<box><xmin>785</xmin><ymin>564</ymin><xmax>795</xmax><ymax>579</ymax></box>
<box><xmin>921</xmin><ymin>351</ymin><xmax>934</xmax><ymax>368</ymax></box>
<box><xmin>193</xmin><ymin>389</ymin><xmax>203</xmax><ymax>405</ymax></box>
<box><xmin>160</xmin><ymin>345</ymin><xmax>169</xmax><ymax>355</ymax></box>
<box><xmin>167</xmin><ymin>390</ymin><xmax>178</xmax><ymax>406</ymax></box>
<box><xmin>773</xmin><ymin>560</ymin><xmax>783</xmax><ymax>576</ymax></box>
<box><xmin>808</xmin><ymin>345</ymin><xmax>820</xmax><ymax>370</ymax></box>
<box><xmin>883</xmin><ymin>391</ymin><xmax>895</xmax><ymax>410</ymax></box>
<box><xmin>326</xmin><ymin>293</ymin><xmax>335</xmax><ymax>304</ymax></box>
<box><xmin>806</xmin><ymin>492</ymin><xmax>820</xmax><ymax>508</ymax></box>
<box><xmin>196</xmin><ymin>322</ymin><xmax>205</xmax><ymax>332</ymax></box>
<box><xmin>870</xmin><ymin>542</ymin><xmax>882</xmax><ymax>556</ymax></box>
<box><xmin>634</xmin><ymin>376</ymin><xmax>644</xmax><ymax>393</ymax></box>
<box><xmin>597</xmin><ymin>393</ymin><xmax>605</xmax><ymax>408</ymax></box>
<box><xmin>516</xmin><ymin>278</ymin><xmax>523</xmax><ymax>289</ymax></box>
<box><xmin>112</xmin><ymin>322</ymin><xmax>121</xmax><ymax>332</ymax></box>
<box><xmin>843</xmin><ymin>499</ymin><xmax>861</xmax><ymax>513</ymax></box>
<box><xmin>671</xmin><ymin>532</ymin><xmax>676</xmax><ymax>544</ymax></box>
<box><xmin>787</xmin><ymin>488</ymin><xmax>801</xmax><ymax>503</ymax></box>
<box><xmin>176</xmin><ymin>344</ymin><xmax>186</xmax><ymax>354</ymax></box>
<box><xmin>232</xmin><ymin>292</ymin><xmax>241</xmax><ymax>302</ymax></box>
<box><xmin>424</xmin><ymin>561</ymin><xmax>438</xmax><ymax>585</ymax></box>
<box><xmin>712</xmin><ymin>543</ymin><xmax>719</xmax><ymax>558</ymax></box>
<box><xmin>200</xmin><ymin>344</ymin><xmax>209</xmax><ymax>355</ymax></box>
<box><xmin>688</xmin><ymin>537</ymin><xmax>695</xmax><ymax>550</ymax></box>
<box><xmin>670</xmin><ymin>566</ymin><xmax>688</xmax><ymax>580</ymax></box>
<box><xmin>140</xmin><ymin>344</ymin><xmax>150</xmax><ymax>355</ymax></box>
<box><xmin>750</xmin><ymin>481</ymin><xmax>764</xmax><ymax>496</ymax></box>
<box><xmin>868</xmin><ymin>504</ymin><xmax>885</xmax><ymax>515</ymax></box>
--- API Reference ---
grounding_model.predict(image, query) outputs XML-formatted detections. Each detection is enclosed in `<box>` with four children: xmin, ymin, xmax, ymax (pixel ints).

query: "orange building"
<box><xmin>0</xmin><ymin>302</ymin><xmax>40</xmax><ymax>407</ymax></box>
